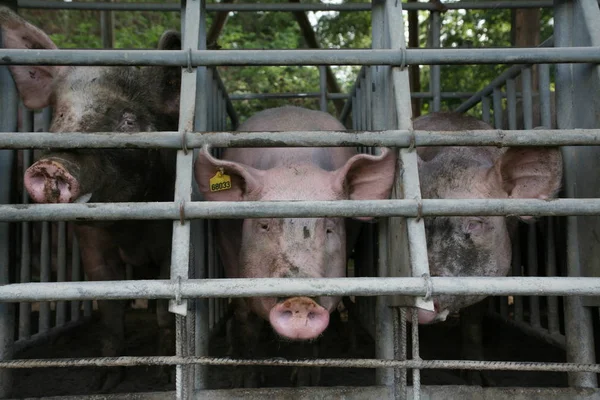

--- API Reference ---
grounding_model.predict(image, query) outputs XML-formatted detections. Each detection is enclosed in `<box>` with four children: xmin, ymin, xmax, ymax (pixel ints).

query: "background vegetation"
<box><xmin>19</xmin><ymin>0</ymin><xmax>554</xmax><ymax>123</ymax></box>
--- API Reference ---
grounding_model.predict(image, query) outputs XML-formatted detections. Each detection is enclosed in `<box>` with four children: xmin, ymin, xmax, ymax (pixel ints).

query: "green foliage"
<box><xmin>18</xmin><ymin>1</ymin><xmax>555</xmax><ymax>123</ymax></box>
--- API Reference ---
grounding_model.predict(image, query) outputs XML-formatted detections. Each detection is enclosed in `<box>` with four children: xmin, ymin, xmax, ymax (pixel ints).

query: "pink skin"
<box><xmin>269</xmin><ymin>297</ymin><xmax>330</xmax><ymax>340</ymax></box>
<box><xmin>24</xmin><ymin>160</ymin><xmax>81</xmax><ymax>203</ymax></box>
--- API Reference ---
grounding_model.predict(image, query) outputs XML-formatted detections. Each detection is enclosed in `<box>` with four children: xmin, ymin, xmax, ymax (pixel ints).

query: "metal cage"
<box><xmin>1</xmin><ymin>1</ymin><xmax>600</xmax><ymax>399</ymax></box>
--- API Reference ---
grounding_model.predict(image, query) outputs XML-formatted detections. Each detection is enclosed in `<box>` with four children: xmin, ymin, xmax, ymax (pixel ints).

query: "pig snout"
<box><xmin>409</xmin><ymin>301</ymin><xmax>450</xmax><ymax>325</ymax></box>
<box><xmin>25</xmin><ymin>160</ymin><xmax>81</xmax><ymax>203</ymax></box>
<box><xmin>269</xmin><ymin>296</ymin><xmax>330</xmax><ymax>341</ymax></box>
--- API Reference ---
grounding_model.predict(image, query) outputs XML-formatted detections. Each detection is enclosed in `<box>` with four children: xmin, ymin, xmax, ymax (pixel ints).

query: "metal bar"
<box><xmin>18</xmin><ymin>144</ymin><xmax>32</xmax><ymax>340</ymax></box>
<box><xmin>527</xmin><ymin>225</ymin><xmax>541</xmax><ymax>327</ymax></box>
<box><xmin>70</xmin><ymin>236</ymin><xmax>81</xmax><ymax>323</ymax></box>
<box><xmin>482</xmin><ymin>96</ymin><xmax>491</xmax><ymax>124</ymax></box>
<box><xmin>398</xmin><ymin>308</ymin><xmax>408</xmax><ymax>400</ymax></box>
<box><xmin>539</xmin><ymin>64</ymin><xmax>552</xmax><ymax>127</ymax></box>
<box><xmin>506</xmin><ymin>79</ymin><xmax>518</xmax><ymax>130</ymax></box>
<box><xmin>1</xmin><ymin>355</ymin><xmax>600</xmax><ymax>372</ymax></box>
<box><xmin>319</xmin><ymin>65</ymin><xmax>327</xmax><ymax>112</ymax></box>
<box><xmin>0</xmin><ymin>22</ymin><xmax>16</xmax><ymax>397</ymax></box>
<box><xmin>55</xmin><ymin>222</ymin><xmax>67</xmax><ymax>327</ymax></box>
<box><xmin>393</xmin><ymin>0</ymin><xmax>437</xmax><ymax>318</ymax></box>
<box><xmin>430</xmin><ymin>11</ymin><xmax>441</xmax><ymax>112</ymax></box>
<box><xmin>411</xmin><ymin>312</ymin><xmax>421</xmax><ymax>400</ymax></box>
<box><xmin>5</xmin><ymin>128</ymin><xmax>600</xmax><ymax>148</ymax></box>
<box><xmin>2</xmin><ymin>277</ymin><xmax>600</xmax><ymax>302</ymax></box>
<box><xmin>8</xmin><ymin>386</ymin><xmax>600</xmax><ymax>400</ymax></box>
<box><xmin>522</xmin><ymin>68</ymin><xmax>534</xmax><ymax>129</ymax></box>
<box><xmin>546</xmin><ymin>218</ymin><xmax>560</xmax><ymax>334</ymax></box>
<box><xmin>371</xmin><ymin>0</ymin><xmax>395</xmax><ymax>391</ymax></box>
<box><xmin>488</xmin><ymin>310</ymin><xmax>565</xmax><ymax>349</ymax></box>
<box><xmin>455</xmin><ymin>37</ymin><xmax>554</xmax><ymax>113</ymax></box>
<box><xmin>228</xmin><ymin>91</ymin><xmax>531</xmax><ymax>102</ymax></box>
<box><xmin>6</xmin><ymin>198</ymin><xmax>600</xmax><ymax>222</ymax></box>
<box><xmin>197</xmin><ymin>386</ymin><xmax>600</xmax><ymax>400</ymax></box>
<box><xmin>493</xmin><ymin>88</ymin><xmax>504</xmax><ymax>129</ymax></box>
<box><xmin>555</xmin><ymin>0</ymin><xmax>598</xmax><ymax>388</ymax></box>
<box><xmin>38</xmin><ymin>221</ymin><xmax>51</xmax><ymax>334</ymax></box>
<box><xmin>16</xmin><ymin>0</ymin><xmax>556</xmax><ymax>12</ymax></box>
<box><xmin>511</xmin><ymin>229</ymin><xmax>524</xmax><ymax>322</ymax></box>
<box><xmin>5</xmin><ymin>46</ymin><xmax>600</xmax><ymax>67</ymax></box>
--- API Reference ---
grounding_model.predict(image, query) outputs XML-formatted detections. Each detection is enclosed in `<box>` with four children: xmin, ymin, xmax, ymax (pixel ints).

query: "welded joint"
<box><xmin>399</xmin><ymin>47</ymin><xmax>407</xmax><ymax>70</ymax></box>
<box><xmin>180</xmin><ymin>130</ymin><xmax>189</xmax><ymax>154</ymax></box>
<box><xmin>169</xmin><ymin>276</ymin><xmax>187</xmax><ymax>316</ymax></box>
<box><xmin>179</xmin><ymin>200</ymin><xmax>186</xmax><ymax>225</ymax></box>
<box><xmin>414</xmin><ymin>198</ymin><xmax>423</xmax><ymax>222</ymax></box>
<box><xmin>422</xmin><ymin>273</ymin><xmax>433</xmax><ymax>302</ymax></box>
<box><xmin>186</xmin><ymin>47</ymin><xmax>193</xmax><ymax>73</ymax></box>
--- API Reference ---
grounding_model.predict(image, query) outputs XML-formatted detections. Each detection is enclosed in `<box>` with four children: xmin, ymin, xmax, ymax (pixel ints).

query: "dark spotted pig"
<box><xmin>413</xmin><ymin>112</ymin><xmax>562</xmax><ymax>324</ymax></box>
<box><xmin>195</xmin><ymin>106</ymin><xmax>396</xmax><ymax>386</ymax></box>
<box><xmin>1</xmin><ymin>7</ymin><xmax>181</xmax><ymax>390</ymax></box>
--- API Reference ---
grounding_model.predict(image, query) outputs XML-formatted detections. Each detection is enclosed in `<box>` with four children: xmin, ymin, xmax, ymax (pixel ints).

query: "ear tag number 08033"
<box><xmin>210</xmin><ymin>168</ymin><xmax>232</xmax><ymax>192</ymax></box>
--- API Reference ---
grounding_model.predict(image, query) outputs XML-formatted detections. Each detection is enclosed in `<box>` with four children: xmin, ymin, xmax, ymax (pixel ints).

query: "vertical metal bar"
<box><xmin>539</xmin><ymin>64</ymin><xmax>552</xmax><ymax>127</ymax></box>
<box><xmin>398</xmin><ymin>308</ymin><xmax>407</xmax><ymax>400</ymax></box>
<box><xmin>55</xmin><ymin>221</ymin><xmax>67</xmax><ymax>327</ymax></box>
<box><xmin>546</xmin><ymin>217</ymin><xmax>560</xmax><ymax>334</ymax></box>
<box><xmin>0</xmin><ymin>23</ymin><xmax>17</xmax><ymax>396</ymax></box>
<box><xmin>493</xmin><ymin>88</ymin><xmax>504</xmax><ymax>129</ymax></box>
<box><xmin>506</xmin><ymin>79</ymin><xmax>518</xmax><ymax>130</ymax></box>
<box><xmin>411</xmin><ymin>312</ymin><xmax>421</xmax><ymax>400</ymax></box>
<box><xmin>18</xmin><ymin>106</ymin><xmax>32</xmax><ymax>340</ymax></box>
<box><xmin>100</xmin><ymin>0</ymin><xmax>114</xmax><ymax>49</ymax></box>
<box><xmin>365</xmin><ymin>67</ymin><xmax>373</xmax><ymax>132</ymax></box>
<box><xmin>70</xmin><ymin>236</ymin><xmax>81</xmax><ymax>323</ymax></box>
<box><xmin>527</xmin><ymin>225</ymin><xmax>541</xmax><ymax>327</ymax></box>
<box><xmin>555</xmin><ymin>0</ymin><xmax>598</xmax><ymax>388</ymax></box>
<box><xmin>522</xmin><ymin>68</ymin><xmax>534</xmax><ymax>130</ymax></box>
<box><xmin>482</xmin><ymin>96</ymin><xmax>491</xmax><ymax>124</ymax></box>
<box><xmin>371</xmin><ymin>0</ymin><xmax>396</xmax><ymax>392</ymax></box>
<box><xmin>430</xmin><ymin>10</ymin><xmax>441</xmax><ymax>112</ymax></box>
<box><xmin>319</xmin><ymin>65</ymin><xmax>327</xmax><ymax>112</ymax></box>
<box><xmin>511</xmin><ymin>229</ymin><xmax>524</xmax><ymax>322</ymax></box>
<box><xmin>356</xmin><ymin>85</ymin><xmax>363</xmax><ymax>131</ymax></box>
<box><xmin>173</xmin><ymin>0</ymin><xmax>205</xmax><ymax>397</ymax></box>
<box><xmin>38</xmin><ymin>221</ymin><xmax>51</xmax><ymax>334</ymax></box>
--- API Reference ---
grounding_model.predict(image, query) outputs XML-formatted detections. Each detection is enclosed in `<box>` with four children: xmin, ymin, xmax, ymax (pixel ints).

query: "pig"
<box><xmin>413</xmin><ymin>111</ymin><xmax>562</xmax><ymax>321</ymax></box>
<box><xmin>1</xmin><ymin>7</ymin><xmax>181</xmax><ymax>391</ymax></box>
<box><xmin>412</xmin><ymin>112</ymin><xmax>562</xmax><ymax>383</ymax></box>
<box><xmin>195</xmin><ymin>106</ymin><xmax>396</xmax><ymax>387</ymax></box>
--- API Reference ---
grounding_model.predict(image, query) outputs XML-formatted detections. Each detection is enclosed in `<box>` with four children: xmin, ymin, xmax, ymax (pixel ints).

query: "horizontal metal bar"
<box><xmin>13</xmin><ymin>386</ymin><xmax>600</xmax><ymax>400</ymax></box>
<box><xmin>16</xmin><ymin>393</ymin><xmax>172</xmax><ymax>400</ymax></box>
<box><xmin>0</xmin><ymin>47</ymin><xmax>598</xmax><ymax>67</ymax></box>
<box><xmin>1</xmin><ymin>354</ymin><xmax>599</xmax><ymax>373</ymax></box>
<box><xmin>196</xmin><ymin>387</ymin><xmax>391</xmax><ymax>400</ymax></box>
<box><xmin>2</xmin><ymin>128</ymin><xmax>600</xmax><ymax>149</ymax></box>
<box><xmin>230</xmin><ymin>91</ymin><xmax>523</xmax><ymax>102</ymax></box>
<box><xmin>1</xmin><ymin>277</ymin><xmax>600</xmax><ymax>302</ymax></box>
<box><xmin>16</xmin><ymin>1</ymin><xmax>554</xmax><ymax>12</ymax></box>
<box><xmin>2</xmin><ymin>198</ymin><xmax>600</xmax><ymax>222</ymax></box>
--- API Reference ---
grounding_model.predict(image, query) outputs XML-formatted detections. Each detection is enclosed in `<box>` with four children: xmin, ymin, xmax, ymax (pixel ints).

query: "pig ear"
<box><xmin>491</xmin><ymin>147</ymin><xmax>562</xmax><ymax>218</ymax></box>
<box><xmin>333</xmin><ymin>148</ymin><xmax>397</xmax><ymax>220</ymax></box>
<box><xmin>156</xmin><ymin>30</ymin><xmax>182</xmax><ymax>118</ymax></box>
<box><xmin>0</xmin><ymin>7</ymin><xmax>64</xmax><ymax>109</ymax></box>
<box><xmin>195</xmin><ymin>146</ymin><xmax>264</xmax><ymax>201</ymax></box>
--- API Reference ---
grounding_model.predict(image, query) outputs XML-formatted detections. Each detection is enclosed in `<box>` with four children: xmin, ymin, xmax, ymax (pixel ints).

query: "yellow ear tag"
<box><xmin>209</xmin><ymin>168</ymin><xmax>232</xmax><ymax>192</ymax></box>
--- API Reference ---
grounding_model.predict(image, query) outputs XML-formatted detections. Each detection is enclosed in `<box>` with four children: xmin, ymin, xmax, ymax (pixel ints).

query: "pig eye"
<box><xmin>258</xmin><ymin>220</ymin><xmax>270</xmax><ymax>232</ymax></box>
<box><xmin>117</xmin><ymin>112</ymin><xmax>138</xmax><ymax>132</ymax></box>
<box><xmin>464</xmin><ymin>218</ymin><xmax>485</xmax><ymax>234</ymax></box>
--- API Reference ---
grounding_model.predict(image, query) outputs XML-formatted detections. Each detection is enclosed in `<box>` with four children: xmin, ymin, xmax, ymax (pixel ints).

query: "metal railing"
<box><xmin>1</xmin><ymin>0</ymin><xmax>600</xmax><ymax>400</ymax></box>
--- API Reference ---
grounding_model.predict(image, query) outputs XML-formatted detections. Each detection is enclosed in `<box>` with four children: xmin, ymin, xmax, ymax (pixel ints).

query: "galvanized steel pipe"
<box><xmin>1</xmin><ymin>277</ymin><xmax>600</xmax><ymax>302</ymax></box>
